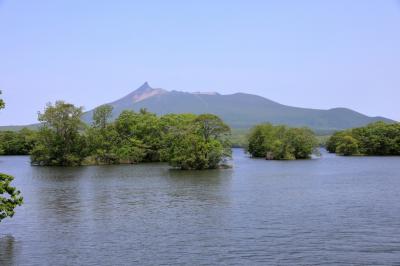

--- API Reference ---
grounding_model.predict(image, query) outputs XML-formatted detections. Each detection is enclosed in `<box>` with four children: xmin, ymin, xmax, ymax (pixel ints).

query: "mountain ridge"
<box><xmin>1</xmin><ymin>82</ymin><xmax>396</xmax><ymax>133</ymax></box>
<box><xmin>81</xmin><ymin>82</ymin><xmax>394</xmax><ymax>132</ymax></box>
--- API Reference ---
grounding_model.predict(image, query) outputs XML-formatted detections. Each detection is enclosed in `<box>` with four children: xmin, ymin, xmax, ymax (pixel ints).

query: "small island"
<box><xmin>326</xmin><ymin>122</ymin><xmax>400</xmax><ymax>156</ymax></box>
<box><xmin>24</xmin><ymin>101</ymin><xmax>231</xmax><ymax>170</ymax></box>
<box><xmin>247</xmin><ymin>123</ymin><xmax>318</xmax><ymax>160</ymax></box>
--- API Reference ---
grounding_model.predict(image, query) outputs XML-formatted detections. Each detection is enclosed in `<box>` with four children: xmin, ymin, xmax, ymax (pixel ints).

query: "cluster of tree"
<box><xmin>0</xmin><ymin>90</ymin><xmax>23</xmax><ymax>222</ymax></box>
<box><xmin>30</xmin><ymin>101</ymin><xmax>232</xmax><ymax>169</ymax></box>
<box><xmin>326</xmin><ymin>122</ymin><xmax>400</xmax><ymax>156</ymax></box>
<box><xmin>0</xmin><ymin>129</ymin><xmax>37</xmax><ymax>155</ymax></box>
<box><xmin>247</xmin><ymin>123</ymin><xmax>318</xmax><ymax>160</ymax></box>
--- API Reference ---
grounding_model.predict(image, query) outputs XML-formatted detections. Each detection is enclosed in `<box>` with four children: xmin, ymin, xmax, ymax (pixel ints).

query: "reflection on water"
<box><xmin>167</xmin><ymin>168</ymin><xmax>232</xmax><ymax>204</ymax></box>
<box><xmin>0</xmin><ymin>235</ymin><xmax>17</xmax><ymax>265</ymax></box>
<box><xmin>0</xmin><ymin>149</ymin><xmax>400</xmax><ymax>265</ymax></box>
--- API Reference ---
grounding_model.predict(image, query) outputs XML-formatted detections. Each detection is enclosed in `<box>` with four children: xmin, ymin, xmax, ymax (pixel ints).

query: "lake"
<box><xmin>1</xmin><ymin>149</ymin><xmax>400</xmax><ymax>265</ymax></box>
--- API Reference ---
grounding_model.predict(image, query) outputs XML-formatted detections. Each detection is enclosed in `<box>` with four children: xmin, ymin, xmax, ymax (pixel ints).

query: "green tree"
<box><xmin>336</xmin><ymin>135</ymin><xmax>359</xmax><ymax>156</ymax></box>
<box><xmin>326</xmin><ymin>122</ymin><xmax>400</xmax><ymax>156</ymax></box>
<box><xmin>161</xmin><ymin>114</ymin><xmax>231</xmax><ymax>169</ymax></box>
<box><xmin>0</xmin><ymin>129</ymin><xmax>37</xmax><ymax>155</ymax></box>
<box><xmin>285</xmin><ymin>127</ymin><xmax>318</xmax><ymax>159</ymax></box>
<box><xmin>115</xmin><ymin>110</ymin><xmax>162</xmax><ymax>162</ymax></box>
<box><xmin>0</xmin><ymin>92</ymin><xmax>23</xmax><ymax>222</ymax></box>
<box><xmin>165</xmin><ymin>134</ymin><xmax>224</xmax><ymax>170</ymax></box>
<box><xmin>86</xmin><ymin>105</ymin><xmax>118</xmax><ymax>164</ymax></box>
<box><xmin>194</xmin><ymin>114</ymin><xmax>231</xmax><ymax>157</ymax></box>
<box><xmin>0</xmin><ymin>91</ymin><xmax>4</xmax><ymax>110</ymax></box>
<box><xmin>114</xmin><ymin>137</ymin><xmax>146</xmax><ymax>163</ymax></box>
<box><xmin>194</xmin><ymin>114</ymin><xmax>230</xmax><ymax>142</ymax></box>
<box><xmin>326</xmin><ymin>131</ymin><xmax>348</xmax><ymax>153</ymax></box>
<box><xmin>86</xmin><ymin>125</ymin><xmax>118</xmax><ymax>164</ymax></box>
<box><xmin>31</xmin><ymin>101</ymin><xmax>86</xmax><ymax>166</ymax></box>
<box><xmin>247</xmin><ymin>124</ymin><xmax>273</xmax><ymax>157</ymax></box>
<box><xmin>92</xmin><ymin>104</ymin><xmax>113</xmax><ymax>129</ymax></box>
<box><xmin>247</xmin><ymin>123</ymin><xmax>318</xmax><ymax>160</ymax></box>
<box><xmin>0</xmin><ymin>174</ymin><xmax>23</xmax><ymax>222</ymax></box>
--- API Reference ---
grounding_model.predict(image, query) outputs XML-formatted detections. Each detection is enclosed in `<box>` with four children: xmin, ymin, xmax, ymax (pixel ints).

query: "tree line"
<box><xmin>0</xmin><ymin>128</ymin><xmax>37</xmax><ymax>155</ymax></box>
<box><xmin>29</xmin><ymin>101</ymin><xmax>232</xmax><ymax>169</ymax></box>
<box><xmin>1</xmin><ymin>101</ymin><xmax>322</xmax><ymax>164</ymax></box>
<box><xmin>326</xmin><ymin>122</ymin><xmax>400</xmax><ymax>156</ymax></box>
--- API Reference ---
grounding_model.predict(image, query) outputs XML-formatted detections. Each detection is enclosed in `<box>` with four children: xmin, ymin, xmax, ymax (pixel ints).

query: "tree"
<box><xmin>336</xmin><ymin>135</ymin><xmax>359</xmax><ymax>156</ymax></box>
<box><xmin>194</xmin><ymin>113</ymin><xmax>231</xmax><ymax>158</ymax></box>
<box><xmin>0</xmin><ymin>90</ymin><xmax>4</xmax><ymax>110</ymax></box>
<box><xmin>161</xmin><ymin>114</ymin><xmax>231</xmax><ymax>169</ymax></box>
<box><xmin>194</xmin><ymin>114</ymin><xmax>230</xmax><ymax>142</ymax></box>
<box><xmin>86</xmin><ymin>125</ymin><xmax>118</xmax><ymax>164</ymax></box>
<box><xmin>247</xmin><ymin>124</ymin><xmax>273</xmax><ymax>157</ymax></box>
<box><xmin>115</xmin><ymin>110</ymin><xmax>162</xmax><ymax>162</ymax></box>
<box><xmin>114</xmin><ymin>137</ymin><xmax>146</xmax><ymax>164</ymax></box>
<box><xmin>86</xmin><ymin>105</ymin><xmax>118</xmax><ymax>164</ymax></box>
<box><xmin>0</xmin><ymin>174</ymin><xmax>23</xmax><ymax>222</ymax></box>
<box><xmin>0</xmin><ymin>92</ymin><xmax>23</xmax><ymax>222</ymax></box>
<box><xmin>326</xmin><ymin>122</ymin><xmax>400</xmax><ymax>156</ymax></box>
<box><xmin>0</xmin><ymin>129</ymin><xmax>37</xmax><ymax>155</ymax></box>
<box><xmin>31</xmin><ymin>101</ymin><xmax>87</xmax><ymax>166</ymax></box>
<box><xmin>285</xmin><ymin>127</ymin><xmax>318</xmax><ymax>159</ymax></box>
<box><xmin>247</xmin><ymin>123</ymin><xmax>318</xmax><ymax>160</ymax></box>
<box><xmin>92</xmin><ymin>105</ymin><xmax>113</xmax><ymax>129</ymax></box>
<box><xmin>23</xmin><ymin>98</ymin><xmax>232</xmax><ymax>169</ymax></box>
<box><xmin>326</xmin><ymin>131</ymin><xmax>348</xmax><ymax>153</ymax></box>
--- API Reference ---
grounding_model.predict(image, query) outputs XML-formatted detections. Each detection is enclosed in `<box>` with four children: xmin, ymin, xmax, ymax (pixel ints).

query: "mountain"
<box><xmin>2</xmin><ymin>82</ymin><xmax>396</xmax><ymax>133</ymax></box>
<box><xmin>81</xmin><ymin>82</ymin><xmax>394</xmax><ymax>133</ymax></box>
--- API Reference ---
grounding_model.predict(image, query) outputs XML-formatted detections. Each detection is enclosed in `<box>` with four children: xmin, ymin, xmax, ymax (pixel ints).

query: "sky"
<box><xmin>0</xmin><ymin>0</ymin><xmax>399</xmax><ymax>125</ymax></box>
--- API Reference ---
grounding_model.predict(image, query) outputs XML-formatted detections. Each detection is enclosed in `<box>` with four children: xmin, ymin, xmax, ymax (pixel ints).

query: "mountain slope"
<box><xmin>81</xmin><ymin>82</ymin><xmax>394</xmax><ymax>132</ymax></box>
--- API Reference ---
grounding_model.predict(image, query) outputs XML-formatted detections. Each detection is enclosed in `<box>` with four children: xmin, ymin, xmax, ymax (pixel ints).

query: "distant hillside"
<box><xmin>1</xmin><ymin>82</ymin><xmax>395</xmax><ymax>133</ymax></box>
<box><xmin>82</xmin><ymin>82</ymin><xmax>394</xmax><ymax>132</ymax></box>
<box><xmin>0</xmin><ymin>124</ymin><xmax>39</xmax><ymax>131</ymax></box>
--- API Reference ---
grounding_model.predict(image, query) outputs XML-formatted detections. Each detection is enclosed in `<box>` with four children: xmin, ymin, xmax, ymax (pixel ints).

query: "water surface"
<box><xmin>1</xmin><ymin>149</ymin><xmax>400</xmax><ymax>265</ymax></box>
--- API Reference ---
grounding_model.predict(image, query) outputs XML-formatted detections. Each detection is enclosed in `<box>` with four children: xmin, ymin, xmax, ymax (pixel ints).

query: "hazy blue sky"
<box><xmin>1</xmin><ymin>0</ymin><xmax>399</xmax><ymax>125</ymax></box>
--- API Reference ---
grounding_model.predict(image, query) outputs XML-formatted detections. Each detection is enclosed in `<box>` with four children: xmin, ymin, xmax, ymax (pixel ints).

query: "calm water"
<box><xmin>1</xmin><ymin>149</ymin><xmax>400</xmax><ymax>265</ymax></box>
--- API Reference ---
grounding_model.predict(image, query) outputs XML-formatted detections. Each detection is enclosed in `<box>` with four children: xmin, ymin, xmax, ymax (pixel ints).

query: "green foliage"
<box><xmin>0</xmin><ymin>95</ymin><xmax>23</xmax><ymax>222</ymax></box>
<box><xmin>336</xmin><ymin>135</ymin><xmax>359</xmax><ymax>156</ymax></box>
<box><xmin>194</xmin><ymin>114</ymin><xmax>230</xmax><ymax>142</ymax></box>
<box><xmin>326</xmin><ymin>131</ymin><xmax>347</xmax><ymax>153</ymax></box>
<box><xmin>114</xmin><ymin>137</ymin><xmax>146</xmax><ymax>164</ymax></box>
<box><xmin>0</xmin><ymin>128</ymin><xmax>37</xmax><ymax>155</ymax></box>
<box><xmin>0</xmin><ymin>90</ymin><xmax>4</xmax><ymax>110</ymax></box>
<box><xmin>31</xmin><ymin>101</ymin><xmax>87</xmax><ymax>166</ymax></box>
<box><xmin>7</xmin><ymin>98</ymin><xmax>234</xmax><ymax>169</ymax></box>
<box><xmin>86</xmin><ymin>125</ymin><xmax>118</xmax><ymax>164</ymax></box>
<box><xmin>29</xmin><ymin>101</ymin><xmax>231</xmax><ymax>169</ymax></box>
<box><xmin>0</xmin><ymin>173</ymin><xmax>23</xmax><ymax>222</ymax></box>
<box><xmin>160</xmin><ymin>113</ymin><xmax>231</xmax><ymax>169</ymax></box>
<box><xmin>92</xmin><ymin>104</ymin><xmax>113</xmax><ymax>129</ymax></box>
<box><xmin>114</xmin><ymin>110</ymin><xmax>162</xmax><ymax>162</ymax></box>
<box><xmin>284</xmin><ymin>127</ymin><xmax>318</xmax><ymax>159</ymax></box>
<box><xmin>326</xmin><ymin>122</ymin><xmax>400</xmax><ymax>156</ymax></box>
<box><xmin>86</xmin><ymin>105</ymin><xmax>118</xmax><ymax>164</ymax></box>
<box><xmin>247</xmin><ymin>123</ymin><xmax>318</xmax><ymax>160</ymax></box>
<box><xmin>164</xmin><ymin>134</ymin><xmax>225</xmax><ymax>170</ymax></box>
